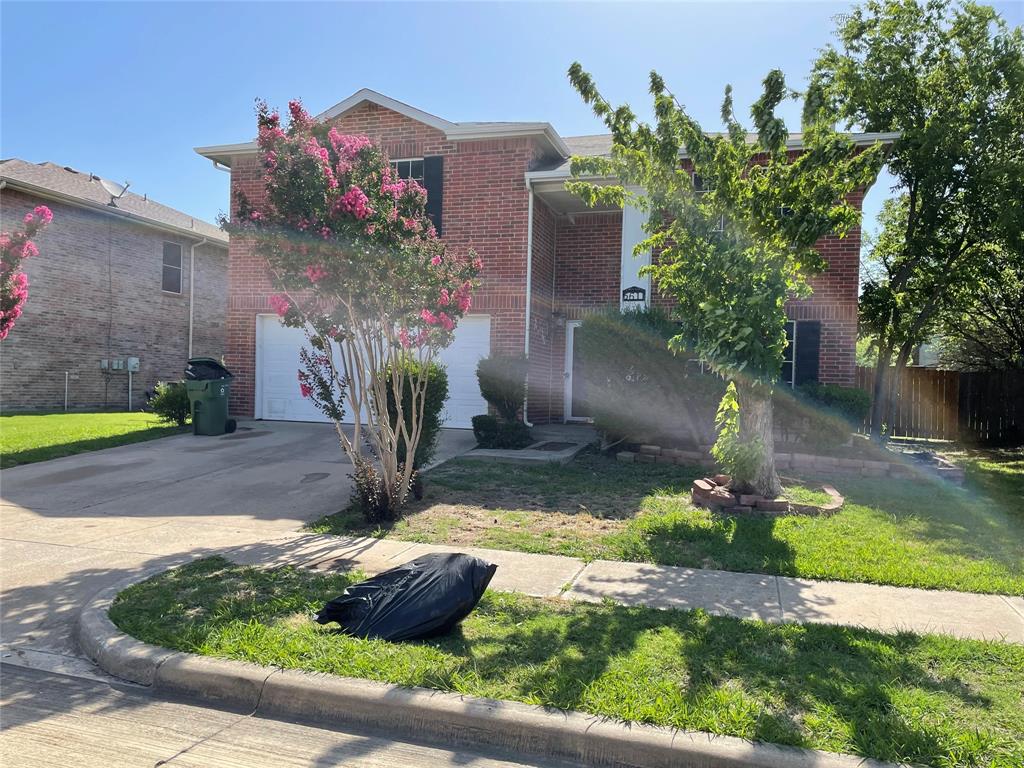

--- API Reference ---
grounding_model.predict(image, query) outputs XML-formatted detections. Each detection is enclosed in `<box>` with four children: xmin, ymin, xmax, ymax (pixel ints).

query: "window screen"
<box><xmin>162</xmin><ymin>242</ymin><xmax>183</xmax><ymax>294</ymax></box>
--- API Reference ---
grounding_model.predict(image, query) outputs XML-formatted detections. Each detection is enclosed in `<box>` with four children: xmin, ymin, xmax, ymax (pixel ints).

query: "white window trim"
<box><xmin>162</xmin><ymin>242</ymin><xmax>183</xmax><ymax>295</ymax></box>
<box><xmin>389</xmin><ymin>158</ymin><xmax>424</xmax><ymax>183</ymax></box>
<box><xmin>782</xmin><ymin>320</ymin><xmax>797</xmax><ymax>388</ymax></box>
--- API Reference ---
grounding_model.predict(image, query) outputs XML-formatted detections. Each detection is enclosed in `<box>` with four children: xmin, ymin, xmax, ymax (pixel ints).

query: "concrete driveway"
<box><xmin>0</xmin><ymin>422</ymin><xmax>475</xmax><ymax>661</ymax></box>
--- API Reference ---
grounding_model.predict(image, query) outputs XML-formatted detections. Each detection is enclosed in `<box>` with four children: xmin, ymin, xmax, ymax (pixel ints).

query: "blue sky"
<box><xmin>3</xmin><ymin>1</ymin><xmax>1021</xmax><ymax>242</ymax></box>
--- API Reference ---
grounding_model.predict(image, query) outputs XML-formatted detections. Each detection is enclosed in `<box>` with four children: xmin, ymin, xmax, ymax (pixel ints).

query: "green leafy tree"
<box><xmin>567</xmin><ymin>64</ymin><xmax>884</xmax><ymax>496</ymax></box>
<box><xmin>939</xmin><ymin>249</ymin><xmax>1024</xmax><ymax>371</ymax></box>
<box><xmin>813</xmin><ymin>0</ymin><xmax>1024</xmax><ymax>435</ymax></box>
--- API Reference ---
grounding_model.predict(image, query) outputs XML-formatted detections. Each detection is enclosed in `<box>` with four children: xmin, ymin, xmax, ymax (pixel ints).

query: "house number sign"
<box><xmin>622</xmin><ymin>285</ymin><xmax>647</xmax><ymax>303</ymax></box>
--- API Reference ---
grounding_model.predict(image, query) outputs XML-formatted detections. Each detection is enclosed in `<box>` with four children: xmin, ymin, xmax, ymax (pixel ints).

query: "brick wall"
<box><xmin>526</xmin><ymin>197</ymin><xmax>557</xmax><ymax>423</ymax></box>
<box><xmin>0</xmin><ymin>188</ymin><xmax>227</xmax><ymax>410</ymax></box>
<box><xmin>225</xmin><ymin>102</ymin><xmax>543</xmax><ymax>416</ymax></box>
<box><xmin>538</xmin><ymin>198</ymin><xmax>863</xmax><ymax>415</ymax></box>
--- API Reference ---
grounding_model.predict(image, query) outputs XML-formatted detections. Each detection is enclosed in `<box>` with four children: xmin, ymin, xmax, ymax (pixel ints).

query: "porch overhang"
<box><xmin>525</xmin><ymin>170</ymin><xmax>620</xmax><ymax>216</ymax></box>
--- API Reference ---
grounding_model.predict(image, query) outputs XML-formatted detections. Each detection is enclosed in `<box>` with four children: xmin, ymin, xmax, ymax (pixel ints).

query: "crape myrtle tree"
<box><xmin>567</xmin><ymin>64</ymin><xmax>883</xmax><ymax>496</ymax></box>
<box><xmin>813</xmin><ymin>0</ymin><xmax>1024</xmax><ymax>437</ymax></box>
<box><xmin>231</xmin><ymin>100</ymin><xmax>480</xmax><ymax>517</ymax></box>
<box><xmin>1</xmin><ymin>204</ymin><xmax>52</xmax><ymax>340</ymax></box>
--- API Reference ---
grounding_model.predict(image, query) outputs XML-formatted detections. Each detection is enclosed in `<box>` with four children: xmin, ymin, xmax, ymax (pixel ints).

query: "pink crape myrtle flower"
<box><xmin>33</xmin><ymin>206</ymin><xmax>53</xmax><ymax>225</ymax></box>
<box><xmin>430</xmin><ymin>255</ymin><xmax>442</xmax><ymax>266</ymax></box>
<box><xmin>327</xmin><ymin>129</ymin><xmax>372</xmax><ymax>163</ymax></box>
<box><xmin>420</xmin><ymin>308</ymin><xmax>438</xmax><ymax>325</ymax></box>
<box><xmin>336</xmin><ymin>186</ymin><xmax>372</xmax><ymax>220</ymax></box>
<box><xmin>288</xmin><ymin>100</ymin><xmax>314</xmax><ymax>132</ymax></box>
<box><xmin>305</xmin><ymin>264</ymin><xmax>328</xmax><ymax>283</ymax></box>
<box><xmin>398</xmin><ymin>327</ymin><xmax>411</xmax><ymax>349</ymax></box>
<box><xmin>454</xmin><ymin>283</ymin><xmax>472</xmax><ymax>312</ymax></box>
<box><xmin>302</xmin><ymin>136</ymin><xmax>337</xmax><ymax>189</ymax></box>
<box><xmin>438</xmin><ymin>288</ymin><xmax>450</xmax><ymax>306</ymax></box>
<box><xmin>268</xmin><ymin>294</ymin><xmax>291</xmax><ymax>317</ymax></box>
<box><xmin>438</xmin><ymin>312</ymin><xmax>455</xmax><ymax>331</ymax></box>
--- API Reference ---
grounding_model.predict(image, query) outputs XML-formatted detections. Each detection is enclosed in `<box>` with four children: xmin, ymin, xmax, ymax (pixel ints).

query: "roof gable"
<box><xmin>315</xmin><ymin>88</ymin><xmax>455</xmax><ymax>132</ymax></box>
<box><xmin>197</xmin><ymin>88</ymin><xmax>570</xmax><ymax>167</ymax></box>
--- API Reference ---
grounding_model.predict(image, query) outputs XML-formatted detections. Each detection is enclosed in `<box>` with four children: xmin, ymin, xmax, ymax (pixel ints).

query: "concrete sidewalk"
<box><xmin>230</xmin><ymin>533</ymin><xmax>1024</xmax><ymax>644</ymax></box>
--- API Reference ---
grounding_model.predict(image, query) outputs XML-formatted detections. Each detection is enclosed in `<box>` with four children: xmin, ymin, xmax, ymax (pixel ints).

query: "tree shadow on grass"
<box><xmin>99</xmin><ymin>556</ymin><xmax>1023</xmax><ymax>766</ymax></box>
<box><xmin>436</xmin><ymin>596</ymin><xmax>1010</xmax><ymax>766</ymax></box>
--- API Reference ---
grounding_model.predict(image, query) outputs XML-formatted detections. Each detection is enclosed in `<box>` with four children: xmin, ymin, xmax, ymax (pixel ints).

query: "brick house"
<box><xmin>196</xmin><ymin>89</ymin><xmax>894</xmax><ymax>428</ymax></box>
<box><xmin>0</xmin><ymin>159</ymin><xmax>228</xmax><ymax>411</ymax></box>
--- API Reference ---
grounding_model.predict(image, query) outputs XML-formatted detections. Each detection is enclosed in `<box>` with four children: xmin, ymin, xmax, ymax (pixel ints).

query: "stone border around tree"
<box><xmin>77</xmin><ymin>572</ymin><xmax>901</xmax><ymax>768</ymax></box>
<box><xmin>616</xmin><ymin>444</ymin><xmax>965</xmax><ymax>483</ymax></box>
<box><xmin>690</xmin><ymin>474</ymin><xmax>845</xmax><ymax>517</ymax></box>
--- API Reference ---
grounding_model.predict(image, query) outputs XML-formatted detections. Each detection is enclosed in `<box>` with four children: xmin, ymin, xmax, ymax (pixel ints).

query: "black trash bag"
<box><xmin>315</xmin><ymin>553</ymin><xmax>497</xmax><ymax>642</ymax></box>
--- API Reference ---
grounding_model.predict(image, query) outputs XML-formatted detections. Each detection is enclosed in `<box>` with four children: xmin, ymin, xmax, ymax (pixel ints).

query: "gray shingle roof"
<box><xmin>0</xmin><ymin>159</ymin><xmax>227</xmax><ymax>244</ymax></box>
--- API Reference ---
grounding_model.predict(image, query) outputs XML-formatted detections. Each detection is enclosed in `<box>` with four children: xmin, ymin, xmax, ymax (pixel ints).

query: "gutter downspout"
<box><xmin>522</xmin><ymin>185</ymin><xmax>534</xmax><ymax>427</ymax></box>
<box><xmin>188</xmin><ymin>237</ymin><xmax>209</xmax><ymax>358</ymax></box>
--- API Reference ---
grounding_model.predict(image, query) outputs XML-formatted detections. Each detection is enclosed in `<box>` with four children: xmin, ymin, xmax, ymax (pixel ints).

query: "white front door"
<box><xmin>256</xmin><ymin>313</ymin><xmax>490</xmax><ymax>428</ymax></box>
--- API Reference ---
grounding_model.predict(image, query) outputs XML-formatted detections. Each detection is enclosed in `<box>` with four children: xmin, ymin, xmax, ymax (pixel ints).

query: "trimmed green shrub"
<box><xmin>384</xmin><ymin>359</ymin><xmax>448</xmax><ymax>470</ymax></box>
<box><xmin>149</xmin><ymin>381</ymin><xmax>190</xmax><ymax>426</ymax></box>
<box><xmin>575</xmin><ymin>307</ymin><xmax>860</xmax><ymax>453</ymax></box>
<box><xmin>798</xmin><ymin>382</ymin><xmax>871</xmax><ymax>425</ymax></box>
<box><xmin>476</xmin><ymin>354</ymin><xmax>528</xmax><ymax>422</ymax></box>
<box><xmin>574</xmin><ymin>307</ymin><xmax>723</xmax><ymax>446</ymax></box>
<box><xmin>773</xmin><ymin>386</ymin><xmax>857</xmax><ymax>452</ymax></box>
<box><xmin>472</xmin><ymin>414</ymin><xmax>534</xmax><ymax>449</ymax></box>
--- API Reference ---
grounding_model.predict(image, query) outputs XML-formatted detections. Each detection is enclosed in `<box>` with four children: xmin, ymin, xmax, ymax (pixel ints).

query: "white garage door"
<box><xmin>436</xmin><ymin>314</ymin><xmax>490</xmax><ymax>428</ymax></box>
<box><xmin>256</xmin><ymin>314</ymin><xmax>490</xmax><ymax>428</ymax></box>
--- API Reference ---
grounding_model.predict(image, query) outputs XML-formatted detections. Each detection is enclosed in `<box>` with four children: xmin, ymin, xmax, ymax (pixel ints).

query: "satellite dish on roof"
<box><xmin>98</xmin><ymin>177</ymin><xmax>130</xmax><ymax>207</ymax></box>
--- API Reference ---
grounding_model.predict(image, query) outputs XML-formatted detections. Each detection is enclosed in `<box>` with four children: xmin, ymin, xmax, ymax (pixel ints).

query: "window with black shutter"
<box><xmin>422</xmin><ymin>155</ymin><xmax>443</xmax><ymax>236</ymax></box>
<box><xmin>793</xmin><ymin>320</ymin><xmax>821</xmax><ymax>386</ymax></box>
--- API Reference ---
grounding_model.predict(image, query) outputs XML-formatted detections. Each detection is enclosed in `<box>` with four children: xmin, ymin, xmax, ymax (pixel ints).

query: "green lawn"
<box><xmin>0</xmin><ymin>411</ymin><xmax>185</xmax><ymax>468</ymax></box>
<box><xmin>309</xmin><ymin>450</ymin><xmax>1024</xmax><ymax>595</ymax></box>
<box><xmin>111</xmin><ymin>557</ymin><xmax>1024</xmax><ymax>768</ymax></box>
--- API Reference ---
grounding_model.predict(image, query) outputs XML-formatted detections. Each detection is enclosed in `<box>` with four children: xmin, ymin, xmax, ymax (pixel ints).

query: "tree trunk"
<box><xmin>736</xmin><ymin>380</ymin><xmax>782</xmax><ymax>498</ymax></box>
<box><xmin>869</xmin><ymin>343</ymin><xmax>894</xmax><ymax>439</ymax></box>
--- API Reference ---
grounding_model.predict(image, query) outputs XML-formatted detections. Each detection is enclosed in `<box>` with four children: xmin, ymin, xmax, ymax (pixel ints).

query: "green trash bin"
<box><xmin>185</xmin><ymin>358</ymin><xmax>237</xmax><ymax>436</ymax></box>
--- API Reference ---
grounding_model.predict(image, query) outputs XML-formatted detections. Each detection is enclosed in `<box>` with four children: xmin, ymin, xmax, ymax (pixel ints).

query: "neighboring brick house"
<box><xmin>0</xmin><ymin>159</ymin><xmax>228</xmax><ymax>411</ymax></box>
<box><xmin>197</xmin><ymin>89</ymin><xmax>894</xmax><ymax>427</ymax></box>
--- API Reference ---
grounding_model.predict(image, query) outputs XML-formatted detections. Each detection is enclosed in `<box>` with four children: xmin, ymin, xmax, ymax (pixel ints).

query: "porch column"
<box><xmin>620</xmin><ymin>196</ymin><xmax>651</xmax><ymax>310</ymax></box>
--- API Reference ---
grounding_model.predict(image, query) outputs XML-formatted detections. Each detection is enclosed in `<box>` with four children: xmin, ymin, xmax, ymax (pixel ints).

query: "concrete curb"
<box><xmin>78</xmin><ymin>574</ymin><xmax>903</xmax><ymax>768</ymax></box>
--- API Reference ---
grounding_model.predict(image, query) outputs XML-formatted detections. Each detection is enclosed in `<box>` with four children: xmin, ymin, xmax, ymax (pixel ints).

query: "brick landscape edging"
<box><xmin>77</xmin><ymin>573</ymin><xmax>902</xmax><ymax>768</ymax></box>
<box><xmin>617</xmin><ymin>444</ymin><xmax>966</xmax><ymax>483</ymax></box>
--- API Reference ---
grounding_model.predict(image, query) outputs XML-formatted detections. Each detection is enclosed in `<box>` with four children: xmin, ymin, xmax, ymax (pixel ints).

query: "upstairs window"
<box><xmin>162</xmin><ymin>242</ymin><xmax>182</xmax><ymax>294</ymax></box>
<box><xmin>390</xmin><ymin>158</ymin><xmax>424</xmax><ymax>184</ymax></box>
<box><xmin>693</xmin><ymin>173</ymin><xmax>725</xmax><ymax>232</ymax></box>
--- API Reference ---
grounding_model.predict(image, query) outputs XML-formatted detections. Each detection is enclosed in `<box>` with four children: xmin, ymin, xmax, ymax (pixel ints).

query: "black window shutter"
<box><xmin>794</xmin><ymin>321</ymin><xmax>821</xmax><ymax>386</ymax></box>
<box><xmin>423</xmin><ymin>155</ymin><xmax>443</xmax><ymax>236</ymax></box>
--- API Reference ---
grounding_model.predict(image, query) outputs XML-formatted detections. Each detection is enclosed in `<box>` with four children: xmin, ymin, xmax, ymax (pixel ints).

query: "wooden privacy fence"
<box><xmin>854</xmin><ymin>366</ymin><xmax>1024</xmax><ymax>444</ymax></box>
